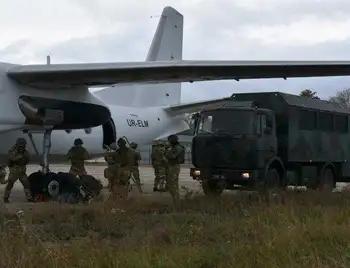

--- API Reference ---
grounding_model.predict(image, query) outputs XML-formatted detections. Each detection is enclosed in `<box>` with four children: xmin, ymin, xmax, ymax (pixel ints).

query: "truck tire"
<box><xmin>201</xmin><ymin>179</ymin><xmax>224</xmax><ymax>196</ymax></box>
<box><xmin>263</xmin><ymin>168</ymin><xmax>281</xmax><ymax>192</ymax></box>
<box><xmin>317</xmin><ymin>167</ymin><xmax>334</xmax><ymax>192</ymax></box>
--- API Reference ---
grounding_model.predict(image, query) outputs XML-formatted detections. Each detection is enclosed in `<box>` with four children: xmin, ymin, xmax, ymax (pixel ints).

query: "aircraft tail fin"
<box><xmin>146</xmin><ymin>6</ymin><xmax>183</xmax><ymax>62</ymax></box>
<box><xmin>95</xmin><ymin>6</ymin><xmax>183</xmax><ymax>107</ymax></box>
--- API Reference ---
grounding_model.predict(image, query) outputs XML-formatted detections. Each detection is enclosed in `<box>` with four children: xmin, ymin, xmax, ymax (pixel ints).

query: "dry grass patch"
<box><xmin>1</xmin><ymin>190</ymin><xmax>350</xmax><ymax>267</ymax></box>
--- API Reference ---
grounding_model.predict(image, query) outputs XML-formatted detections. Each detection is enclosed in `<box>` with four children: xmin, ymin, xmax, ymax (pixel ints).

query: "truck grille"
<box><xmin>192</xmin><ymin>135</ymin><xmax>254</xmax><ymax>169</ymax></box>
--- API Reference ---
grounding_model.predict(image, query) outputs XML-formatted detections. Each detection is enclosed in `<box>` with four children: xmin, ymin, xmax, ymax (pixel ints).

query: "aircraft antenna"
<box><xmin>46</xmin><ymin>55</ymin><xmax>51</xmax><ymax>65</ymax></box>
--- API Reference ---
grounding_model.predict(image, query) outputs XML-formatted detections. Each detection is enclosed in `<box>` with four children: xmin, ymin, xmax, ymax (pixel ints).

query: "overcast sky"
<box><xmin>1</xmin><ymin>0</ymin><xmax>350</xmax><ymax>102</ymax></box>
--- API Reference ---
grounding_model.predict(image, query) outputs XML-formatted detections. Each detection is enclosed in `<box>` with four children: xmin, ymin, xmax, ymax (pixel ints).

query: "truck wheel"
<box><xmin>264</xmin><ymin>168</ymin><xmax>281</xmax><ymax>192</ymax></box>
<box><xmin>201</xmin><ymin>180</ymin><xmax>224</xmax><ymax>196</ymax></box>
<box><xmin>317</xmin><ymin>167</ymin><xmax>334</xmax><ymax>192</ymax></box>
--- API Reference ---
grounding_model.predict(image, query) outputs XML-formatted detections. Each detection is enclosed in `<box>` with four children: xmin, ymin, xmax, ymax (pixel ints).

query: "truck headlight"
<box><xmin>241</xmin><ymin>172</ymin><xmax>250</xmax><ymax>179</ymax></box>
<box><xmin>193</xmin><ymin>170</ymin><xmax>200</xmax><ymax>176</ymax></box>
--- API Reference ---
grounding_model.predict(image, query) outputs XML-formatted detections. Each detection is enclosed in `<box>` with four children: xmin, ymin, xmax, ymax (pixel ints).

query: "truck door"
<box><xmin>254</xmin><ymin>112</ymin><xmax>277</xmax><ymax>160</ymax></box>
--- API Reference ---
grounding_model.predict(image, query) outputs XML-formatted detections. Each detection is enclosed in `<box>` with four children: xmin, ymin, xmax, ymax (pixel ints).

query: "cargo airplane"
<box><xmin>1</xmin><ymin>6</ymin><xmax>350</xmax><ymax>176</ymax></box>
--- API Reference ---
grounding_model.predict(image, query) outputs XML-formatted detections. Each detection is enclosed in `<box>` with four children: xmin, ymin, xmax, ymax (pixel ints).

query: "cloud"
<box><xmin>1</xmin><ymin>0</ymin><xmax>350</xmax><ymax>102</ymax></box>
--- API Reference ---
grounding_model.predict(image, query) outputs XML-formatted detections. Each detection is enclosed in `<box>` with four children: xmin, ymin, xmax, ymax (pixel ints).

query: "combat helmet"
<box><xmin>109</xmin><ymin>142</ymin><xmax>117</xmax><ymax>150</ymax></box>
<box><xmin>117</xmin><ymin>138</ymin><xmax>126</xmax><ymax>147</ymax></box>
<box><xmin>168</xmin><ymin>134</ymin><xmax>179</xmax><ymax>143</ymax></box>
<box><xmin>74</xmin><ymin>138</ymin><xmax>83</xmax><ymax>146</ymax></box>
<box><xmin>16</xmin><ymin>138</ymin><xmax>26</xmax><ymax>146</ymax></box>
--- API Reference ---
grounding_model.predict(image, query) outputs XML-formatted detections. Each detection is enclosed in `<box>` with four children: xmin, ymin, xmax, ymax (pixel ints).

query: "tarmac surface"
<box><xmin>2</xmin><ymin>164</ymin><xmax>349</xmax><ymax>205</ymax></box>
<box><xmin>2</xmin><ymin>164</ymin><xmax>202</xmax><ymax>204</ymax></box>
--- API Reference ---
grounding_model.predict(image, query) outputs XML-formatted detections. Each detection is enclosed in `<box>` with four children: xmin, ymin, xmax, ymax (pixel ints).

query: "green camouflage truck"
<box><xmin>190</xmin><ymin>92</ymin><xmax>350</xmax><ymax>195</ymax></box>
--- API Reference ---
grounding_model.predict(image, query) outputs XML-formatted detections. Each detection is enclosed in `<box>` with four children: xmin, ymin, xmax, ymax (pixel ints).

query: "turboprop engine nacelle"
<box><xmin>18</xmin><ymin>98</ymin><xmax>64</xmax><ymax>125</ymax></box>
<box><xmin>17</xmin><ymin>95</ymin><xmax>111</xmax><ymax>130</ymax></box>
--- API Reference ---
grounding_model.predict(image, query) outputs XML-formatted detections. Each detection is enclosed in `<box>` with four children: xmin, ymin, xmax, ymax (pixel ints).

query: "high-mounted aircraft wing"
<box><xmin>6</xmin><ymin>60</ymin><xmax>350</xmax><ymax>88</ymax></box>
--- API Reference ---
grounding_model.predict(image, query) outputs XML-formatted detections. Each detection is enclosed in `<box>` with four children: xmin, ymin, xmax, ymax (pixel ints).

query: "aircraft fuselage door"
<box><xmin>102</xmin><ymin>118</ymin><xmax>116</xmax><ymax>149</ymax></box>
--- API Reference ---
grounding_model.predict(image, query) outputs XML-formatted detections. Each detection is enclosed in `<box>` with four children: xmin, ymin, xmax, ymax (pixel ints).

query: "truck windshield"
<box><xmin>196</xmin><ymin>110</ymin><xmax>254</xmax><ymax>135</ymax></box>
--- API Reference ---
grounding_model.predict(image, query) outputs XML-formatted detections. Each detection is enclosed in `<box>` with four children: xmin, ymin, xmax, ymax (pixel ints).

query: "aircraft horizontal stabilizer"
<box><xmin>163</xmin><ymin>97</ymin><xmax>232</xmax><ymax>116</ymax></box>
<box><xmin>7</xmin><ymin>60</ymin><xmax>350</xmax><ymax>89</ymax></box>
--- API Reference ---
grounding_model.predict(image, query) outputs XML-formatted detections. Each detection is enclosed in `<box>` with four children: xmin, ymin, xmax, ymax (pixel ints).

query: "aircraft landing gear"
<box><xmin>42</xmin><ymin>130</ymin><xmax>52</xmax><ymax>174</ymax></box>
<box><xmin>27</xmin><ymin>129</ymin><xmax>52</xmax><ymax>173</ymax></box>
<box><xmin>26</xmin><ymin>128</ymin><xmax>56</xmax><ymax>201</ymax></box>
<box><xmin>25</xmin><ymin>128</ymin><xmax>103</xmax><ymax>203</ymax></box>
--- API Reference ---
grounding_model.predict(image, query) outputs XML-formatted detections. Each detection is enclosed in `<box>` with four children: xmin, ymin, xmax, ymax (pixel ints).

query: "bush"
<box><xmin>1</xmin><ymin>190</ymin><xmax>350</xmax><ymax>267</ymax></box>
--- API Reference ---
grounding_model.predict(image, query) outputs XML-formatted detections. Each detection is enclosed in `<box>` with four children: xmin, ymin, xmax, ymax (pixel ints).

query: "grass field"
<box><xmin>1</xmin><ymin>190</ymin><xmax>350</xmax><ymax>267</ymax></box>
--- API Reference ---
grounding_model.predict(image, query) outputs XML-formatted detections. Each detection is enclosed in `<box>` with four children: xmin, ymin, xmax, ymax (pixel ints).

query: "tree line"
<box><xmin>300</xmin><ymin>88</ymin><xmax>350</xmax><ymax>108</ymax></box>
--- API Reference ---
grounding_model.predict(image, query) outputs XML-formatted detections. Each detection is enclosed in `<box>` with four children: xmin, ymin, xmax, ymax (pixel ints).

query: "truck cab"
<box><xmin>190</xmin><ymin>103</ymin><xmax>284</xmax><ymax>195</ymax></box>
<box><xmin>190</xmin><ymin>91</ymin><xmax>350</xmax><ymax>196</ymax></box>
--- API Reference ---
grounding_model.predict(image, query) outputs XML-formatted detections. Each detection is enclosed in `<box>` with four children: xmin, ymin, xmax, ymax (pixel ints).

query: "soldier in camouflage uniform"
<box><xmin>151</xmin><ymin>140</ymin><xmax>168</xmax><ymax>192</ymax></box>
<box><xmin>104</xmin><ymin>142</ymin><xmax>119</xmax><ymax>191</ymax></box>
<box><xmin>151</xmin><ymin>140</ymin><xmax>159</xmax><ymax>191</ymax></box>
<box><xmin>67</xmin><ymin>138</ymin><xmax>90</xmax><ymax>177</ymax></box>
<box><xmin>165</xmin><ymin>134</ymin><xmax>185</xmax><ymax>206</ymax></box>
<box><xmin>4</xmin><ymin>138</ymin><xmax>33</xmax><ymax>203</ymax></box>
<box><xmin>129</xmin><ymin>142</ymin><xmax>142</xmax><ymax>193</ymax></box>
<box><xmin>112</xmin><ymin>138</ymin><xmax>132</xmax><ymax>200</ymax></box>
<box><xmin>0</xmin><ymin>165</ymin><xmax>7</xmax><ymax>184</ymax></box>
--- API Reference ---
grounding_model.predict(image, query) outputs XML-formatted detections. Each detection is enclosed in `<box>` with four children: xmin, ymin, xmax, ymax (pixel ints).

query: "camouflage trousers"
<box><xmin>130</xmin><ymin>166</ymin><xmax>142</xmax><ymax>193</ymax></box>
<box><xmin>104</xmin><ymin>165</ymin><xmax>115</xmax><ymax>190</ymax></box>
<box><xmin>153</xmin><ymin>165</ymin><xmax>167</xmax><ymax>190</ymax></box>
<box><xmin>110</xmin><ymin>168</ymin><xmax>131</xmax><ymax>201</ymax></box>
<box><xmin>0</xmin><ymin>167</ymin><xmax>7</xmax><ymax>184</ymax></box>
<box><xmin>166</xmin><ymin>165</ymin><xmax>180</xmax><ymax>206</ymax></box>
<box><xmin>4</xmin><ymin>166</ymin><xmax>31</xmax><ymax>200</ymax></box>
<box><xmin>69</xmin><ymin>163</ymin><xmax>87</xmax><ymax>177</ymax></box>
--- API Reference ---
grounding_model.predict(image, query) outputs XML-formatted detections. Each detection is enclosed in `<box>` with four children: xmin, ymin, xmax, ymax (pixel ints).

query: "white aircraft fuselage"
<box><xmin>0</xmin><ymin>62</ymin><xmax>187</xmax><ymax>160</ymax></box>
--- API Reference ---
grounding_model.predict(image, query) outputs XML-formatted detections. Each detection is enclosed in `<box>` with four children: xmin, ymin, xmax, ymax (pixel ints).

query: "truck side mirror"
<box><xmin>191</xmin><ymin>113</ymin><xmax>199</xmax><ymax>120</ymax></box>
<box><xmin>192</xmin><ymin>120</ymin><xmax>198</xmax><ymax>135</ymax></box>
<box><xmin>191</xmin><ymin>113</ymin><xmax>200</xmax><ymax>134</ymax></box>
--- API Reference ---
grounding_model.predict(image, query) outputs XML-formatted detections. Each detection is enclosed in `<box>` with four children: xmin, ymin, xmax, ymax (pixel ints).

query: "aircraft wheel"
<box><xmin>55</xmin><ymin>172</ymin><xmax>80</xmax><ymax>203</ymax></box>
<box><xmin>28</xmin><ymin>171</ymin><xmax>57</xmax><ymax>201</ymax></box>
<box><xmin>28</xmin><ymin>172</ymin><xmax>102</xmax><ymax>203</ymax></box>
<box><xmin>46</xmin><ymin>174</ymin><xmax>61</xmax><ymax>199</ymax></box>
<box><xmin>54</xmin><ymin>173</ymin><xmax>102</xmax><ymax>203</ymax></box>
<box><xmin>79</xmin><ymin>174</ymin><xmax>103</xmax><ymax>198</ymax></box>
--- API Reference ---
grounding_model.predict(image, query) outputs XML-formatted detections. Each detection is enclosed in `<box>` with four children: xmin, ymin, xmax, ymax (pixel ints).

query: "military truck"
<box><xmin>190</xmin><ymin>92</ymin><xmax>350</xmax><ymax>195</ymax></box>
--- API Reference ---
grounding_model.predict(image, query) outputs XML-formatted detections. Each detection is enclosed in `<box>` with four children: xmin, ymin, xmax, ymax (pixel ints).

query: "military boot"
<box><xmin>135</xmin><ymin>180</ymin><xmax>143</xmax><ymax>193</ymax></box>
<box><xmin>24</xmin><ymin>189</ymin><xmax>33</xmax><ymax>203</ymax></box>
